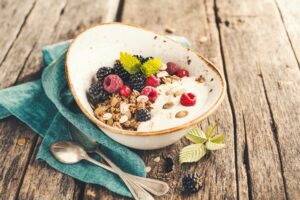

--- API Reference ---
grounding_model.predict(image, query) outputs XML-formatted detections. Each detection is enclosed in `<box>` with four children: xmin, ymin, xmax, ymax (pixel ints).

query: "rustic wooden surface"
<box><xmin>0</xmin><ymin>0</ymin><xmax>299</xmax><ymax>199</ymax></box>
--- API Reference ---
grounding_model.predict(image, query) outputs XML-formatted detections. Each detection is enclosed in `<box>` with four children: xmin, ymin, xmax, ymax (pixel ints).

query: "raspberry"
<box><xmin>182</xmin><ymin>173</ymin><xmax>204</xmax><ymax>194</ymax></box>
<box><xmin>180</xmin><ymin>93</ymin><xmax>196</xmax><ymax>106</ymax></box>
<box><xmin>135</xmin><ymin>109</ymin><xmax>151</xmax><ymax>121</ymax></box>
<box><xmin>119</xmin><ymin>85</ymin><xmax>131</xmax><ymax>97</ymax></box>
<box><xmin>146</xmin><ymin>75</ymin><xmax>160</xmax><ymax>87</ymax></box>
<box><xmin>176</xmin><ymin>69</ymin><xmax>189</xmax><ymax>78</ymax></box>
<box><xmin>166</xmin><ymin>62</ymin><xmax>180</xmax><ymax>75</ymax></box>
<box><xmin>103</xmin><ymin>74</ymin><xmax>123</xmax><ymax>93</ymax></box>
<box><xmin>96</xmin><ymin>67</ymin><xmax>114</xmax><ymax>81</ymax></box>
<box><xmin>141</xmin><ymin>86</ymin><xmax>158</xmax><ymax>103</ymax></box>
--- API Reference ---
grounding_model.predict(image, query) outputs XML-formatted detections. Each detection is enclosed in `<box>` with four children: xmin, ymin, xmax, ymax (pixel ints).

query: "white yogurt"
<box><xmin>137</xmin><ymin>77</ymin><xmax>208</xmax><ymax>131</ymax></box>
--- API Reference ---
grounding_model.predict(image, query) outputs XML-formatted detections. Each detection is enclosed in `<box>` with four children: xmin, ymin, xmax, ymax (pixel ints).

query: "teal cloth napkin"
<box><xmin>0</xmin><ymin>36</ymin><xmax>190</xmax><ymax>197</ymax></box>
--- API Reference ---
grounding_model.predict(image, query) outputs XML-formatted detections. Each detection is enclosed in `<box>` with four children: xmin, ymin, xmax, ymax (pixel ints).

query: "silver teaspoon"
<box><xmin>68</xmin><ymin>124</ymin><xmax>169</xmax><ymax>196</ymax></box>
<box><xmin>51</xmin><ymin>141</ymin><xmax>154</xmax><ymax>200</ymax></box>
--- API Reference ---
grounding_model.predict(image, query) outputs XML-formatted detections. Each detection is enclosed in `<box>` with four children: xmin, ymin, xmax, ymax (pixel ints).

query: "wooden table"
<box><xmin>1</xmin><ymin>0</ymin><xmax>299</xmax><ymax>199</ymax></box>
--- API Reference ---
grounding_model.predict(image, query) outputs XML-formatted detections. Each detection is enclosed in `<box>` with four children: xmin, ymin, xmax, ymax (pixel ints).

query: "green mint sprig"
<box><xmin>119</xmin><ymin>52</ymin><xmax>161</xmax><ymax>77</ymax></box>
<box><xmin>179</xmin><ymin>124</ymin><xmax>226</xmax><ymax>164</ymax></box>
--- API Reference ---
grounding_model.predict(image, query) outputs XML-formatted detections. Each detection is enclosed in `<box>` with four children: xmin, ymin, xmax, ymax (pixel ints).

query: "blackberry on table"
<box><xmin>135</xmin><ymin>109</ymin><xmax>151</xmax><ymax>122</ymax></box>
<box><xmin>96</xmin><ymin>67</ymin><xmax>114</xmax><ymax>81</ymax></box>
<box><xmin>113</xmin><ymin>60</ymin><xmax>131</xmax><ymax>81</ymax></box>
<box><xmin>128</xmin><ymin>72</ymin><xmax>146</xmax><ymax>92</ymax></box>
<box><xmin>133</xmin><ymin>55</ymin><xmax>153</xmax><ymax>63</ymax></box>
<box><xmin>182</xmin><ymin>173</ymin><xmax>204</xmax><ymax>194</ymax></box>
<box><xmin>87</xmin><ymin>82</ymin><xmax>110</xmax><ymax>105</ymax></box>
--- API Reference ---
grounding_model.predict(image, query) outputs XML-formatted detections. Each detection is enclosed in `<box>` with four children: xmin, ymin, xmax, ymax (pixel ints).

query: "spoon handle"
<box><xmin>95</xmin><ymin>148</ymin><xmax>169</xmax><ymax>196</ymax></box>
<box><xmin>85</xmin><ymin>156</ymin><xmax>153</xmax><ymax>200</ymax></box>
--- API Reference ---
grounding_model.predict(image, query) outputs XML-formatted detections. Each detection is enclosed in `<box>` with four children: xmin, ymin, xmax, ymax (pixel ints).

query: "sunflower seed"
<box><xmin>175</xmin><ymin>110</ymin><xmax>189</xmax><ymax>118</ymax></box>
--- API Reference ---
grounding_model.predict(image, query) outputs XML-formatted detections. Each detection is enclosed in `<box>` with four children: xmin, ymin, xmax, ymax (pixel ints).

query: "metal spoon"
<box><xmin>51</xmin><ymin>141</ymin><xmax>154</xmax><ymax>200</ymax></box>
<box><xmin>68</xmin><ymin>124</ymin><xmax>169</xmax><ymax>196</ymax></box>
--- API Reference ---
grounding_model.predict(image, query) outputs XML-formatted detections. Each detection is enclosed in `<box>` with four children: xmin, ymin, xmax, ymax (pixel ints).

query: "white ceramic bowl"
<box><xmin>66</xmin><ymin>23</ymin><xmax>226</xmax><ymax>150</ymax></box>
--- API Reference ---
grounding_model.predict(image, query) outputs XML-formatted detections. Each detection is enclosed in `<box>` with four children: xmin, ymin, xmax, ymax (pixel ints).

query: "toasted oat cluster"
<box><xmin>93</xmin><ymin>91</ymin><xmax>152</xmax><ymax>130</ymax></box>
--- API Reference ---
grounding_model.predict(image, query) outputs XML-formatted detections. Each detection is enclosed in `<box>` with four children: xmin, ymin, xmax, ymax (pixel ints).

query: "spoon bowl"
<box><xmin>50</xmin><ymin>141</ymin><xmax>87</xmax><ymax>164</ymax></box>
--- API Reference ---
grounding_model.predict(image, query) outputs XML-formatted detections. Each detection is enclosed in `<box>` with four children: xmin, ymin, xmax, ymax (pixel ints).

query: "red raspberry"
<box><xmin>180</xmin><ymin>93</ymin><xmax>196</xmax><ymax>106</ymax></box>
<box><xmin>119</xmin><ymin>85</ymin><xmax>131</xmax><ymax>97</ymax></box>
<box><xmin>141</xmin><ymin>86</ymin><xmax>158</xmax><ymax>103</ymax></box>
<box><xmin>146</xmin><ymin>75</ymin><xmax>160</xmax><ymax>87</ymax></box>
<box><xmin>176</xmin><ymin>69</ymin><xmax>189</xmax><ymax>78</ymax></box>
<box><xmin>166</xmin><ymin>62</ymin><xmax>181</xmax><ymax>75</ymax></box>
<box><xmin>103</xmin><ymin>74</ymin><xmax>123</xmax><ymax>93</ymax></box>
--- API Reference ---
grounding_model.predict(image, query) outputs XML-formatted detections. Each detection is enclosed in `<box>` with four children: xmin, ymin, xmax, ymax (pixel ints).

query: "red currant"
<box><xmin>176</xmin><ymin>69</ymin><xmax>189</xmax><ymax>78</ymax></box>
<box><xmin>119</xmin><ymin>85</ymin><xmax>131</xmax><ymax>97</ymax></box>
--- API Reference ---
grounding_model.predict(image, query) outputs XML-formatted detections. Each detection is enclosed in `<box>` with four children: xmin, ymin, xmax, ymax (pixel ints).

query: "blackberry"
<box><xmin>182</xmin><ymin>173</ymin><xmax>204</xmax><ymax>194</ymax></box>
<box><xmin>133</xmin><ymin>55</ymin><xmax>153</xmax><ymax>63</ymax></box>
<box><xmin>135</xmin><ymin>109</ymin><xmax>151</xmax><ymax>122</ymax></box>
<box><xmin>87</xmin><ymin>82</ymin><xmax>110</xmax><ymax>105</ymax></box>
<box><xmin>96</xmin><ymin>67</ymin><xmax>114</xmax><ymax>81</ymax></box>
<box><xmin>128</xmin><ymin>72</ymin><xmax>146</xmax><ymax>91</ymax></box>
<box><xmin>113</xmin><ymin>60</ymin><xmax>131</xmax><ymax>81</ymax></box>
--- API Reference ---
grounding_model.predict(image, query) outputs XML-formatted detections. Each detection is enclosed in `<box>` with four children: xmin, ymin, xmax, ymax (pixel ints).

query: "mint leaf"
<box><xmin>141</xmin><ymin>58</ymin><xmax>161</xmax><ymax>77</ymax></box>
<box><xmin>210</xmin><ymin>134</ymin><xmax>224</xmax><ymax>143</ymax></box>
<box><xmin>120</xmin><ymin>52</ymin><xmax>141</xmax><ymax>74</ymax></box>
<box><xmin>205</xmin><ymin>140</ymin><xmax>226</xmax><ymax>150</ymax></box>
<box><xmin>180</xmin><ymin>143</ymin><xmax>207</xmax><ymax>164</ymax></box>
<box><xmin>186</xmin><ymin>128</ymin><xmax>207</xmax><ymax>144</ymax></box>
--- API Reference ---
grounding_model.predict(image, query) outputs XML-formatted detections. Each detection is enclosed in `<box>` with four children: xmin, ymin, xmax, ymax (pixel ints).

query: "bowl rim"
<box><xmin>66</xmin><ymin>22</ymin><xmax>226</xmax><ymax>136</ymax></box>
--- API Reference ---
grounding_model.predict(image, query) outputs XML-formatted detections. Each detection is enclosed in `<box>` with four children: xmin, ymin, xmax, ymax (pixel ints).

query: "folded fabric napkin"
<box><xmin>0</xmin><ymin>36</ymin><xmax>190</xmax><ymax>197</ymax></box>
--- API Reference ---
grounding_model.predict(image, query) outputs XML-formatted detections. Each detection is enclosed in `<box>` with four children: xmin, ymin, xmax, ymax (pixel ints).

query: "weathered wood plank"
<box><xmin>216</xmin><ymin>0</ymin><xmax>300</xmax><ymax>199</ymax></box>
<box><xmin>84</xmin><ymin>0</ymin><xmax>237</xmax><ymax>199</ymax></box>
<box><xmin>19</xmin><ymin>0</ymin><xmax>117</xmax><ymax>199</ymax></box>
<box><xmin>0</xmin><ymin>0</ymin><xmax>36</xmax><ymax>66</ymax></box>
<box><xmin>0</xmin><ymin>118</ymin><xmax>37</xmax><ymax>200</ymax></box>
<box><xmin>275</xmin><ymin>0</ymin><xmax>300</xmax><ymax>67</ymax></box>
<box><xmin>18</xmin><ymin>137</ymin><xmax>81</xmax><ymax>200</ymax></box>
<box><xmin>0</xmin><ymin>0</ymin><xmax>120</xmax><ymax>199</ymax></box>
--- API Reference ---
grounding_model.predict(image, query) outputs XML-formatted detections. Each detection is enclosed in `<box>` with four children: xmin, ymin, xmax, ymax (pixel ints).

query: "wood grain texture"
<box><xmin>275</xmin><ymin>0</ymin><xmax>300</xmax><ymax>67</ymax></box>
<box><xmin>86</xmin><ymin>0</ymin><xmax>237</xmax><ymax>199</ymax></box>
<box><xmin>216</xmin><ymin>0</ymin><xmax>300</xmax><ymax>199</ymax></box>
<box><xmin>0</xmin><ymin>0</ymin><xmax>120</xmax><ymax>199</ymax></box>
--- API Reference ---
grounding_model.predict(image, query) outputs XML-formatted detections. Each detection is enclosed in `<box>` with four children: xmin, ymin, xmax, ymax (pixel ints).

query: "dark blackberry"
<box><xmin>87</xmin><ymin>82</ymin><xmax>110</xmax><ymax>105</ymax></box>
<box><xmin>182</xmin><ymin>173</ymin><xmax>204</xmax><ymax>194</ymax></box>
<box><xmin>133</xmin><ymin>55</ymin><xmax>153</xmax><ymax>64</ymax></box>
<box><xmin>113</xmin><ymin>60</ymin><xmax>131</xmax><ymax>81</ymax></box>
<box><xmin>128</xmin><ymin>72</ymin><xmax>146</xmax><ymax>92</ymax></box>
<box><xmin>96</xmin><ymin>67</ymin><xmax>114</xmax><ymax>81</ymax></box>
<box><xmin>135</xmin><ymin>109</ymin><xmax>151</xmax><ymax>122</ymax></box>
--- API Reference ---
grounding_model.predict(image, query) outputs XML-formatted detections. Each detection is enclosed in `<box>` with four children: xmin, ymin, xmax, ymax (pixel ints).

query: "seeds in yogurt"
<box><xmin>163</xmin><ymin>102</ymin><xmax>174</xmax><ymax>109</ymax></box>
<box><xmin>175</xmin><ymin>110</ymin><xmax>189</xmax><ymax>118</ymax></box>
